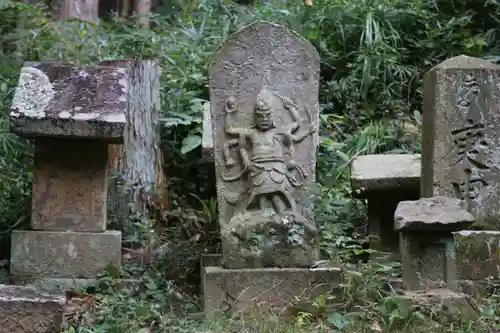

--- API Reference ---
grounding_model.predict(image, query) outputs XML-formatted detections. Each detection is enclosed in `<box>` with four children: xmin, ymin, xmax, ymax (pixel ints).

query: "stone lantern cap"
<box><xmin>10</xmin><ymin>62</ymin><xmax>128</xmax><ymax>143</ymax></box>
<box><xmin>394</xmin><ymin>196</ymin><xmax>475</xmax><ymax>232</ymax></box>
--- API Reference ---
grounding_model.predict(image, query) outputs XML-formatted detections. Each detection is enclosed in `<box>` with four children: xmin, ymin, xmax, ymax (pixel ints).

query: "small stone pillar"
<box><xmin>350</xmin><ymin>154</ymin><xmax>420</xmax><ymax>255</ymax></box>
<box><xmin>394</xmin><ymin>196</ymin><xmax>474</xmax><ymax>290</ymax></box>
<box><xmin>8</xmin><ymin>62</ymin><xmax>126</xmax><ymax>289</ymax></box>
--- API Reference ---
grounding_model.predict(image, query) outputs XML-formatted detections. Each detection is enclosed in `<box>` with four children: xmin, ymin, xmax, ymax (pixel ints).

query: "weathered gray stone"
<box><xmin>350</xmin><ymin>154</ymin><xmax>421</xmax><ymax>192</ymax></box>
<box><xmin>10</xmin><ymin>230</ymin><xmax>121</xmax><ymax>279</ymax></box>
<box><xmin>396</xmin><ymin>197</ymin><xmax>474</xmax><ymax>290</ymax></box>
<box><xmin>10</xmin><ymin>62</ymin><xmax>127</xmax><ymax>142</ymax></box>
<box><xmin>395</xmin><ymin>196</ymin><xmax>475</xmax><ymax>232</ymax></box>
<box><xmin>396</xmin><ymin>289</ymin><xmax>478</xmax><ymax>323</ymax></box>
<box><xmin>0</xmin><ymin>284</ymin><xmax>65</xmax><ymax>333</ymax></box>
<box><xmin>31</xmin><ymin>138</ymin><xmax>108</xmax><ymax>232</ymax></box>
<box><xmin>421</xmin><ymin>55</ymin><xmax>500</xmax><ymax>222</ymax></box>
<box><xmin>202</xmin><ymin>102</ymin><xmax>214</xmax><ymax>160</ymax></box>
<box><xmin>350</xmin><ymin>154</ymin><xmax>421</xmax><ymax>254</ymax></box>
<box><xmin>209</xmin><ymin>21</ymin><xmax>320</xmax><ymax>268</ymax></box>
<box><xmin>202</xmin><ymin>266</ymin><xmax>341</xmax><ymax>318</ymax></box>
<box><xmin>454</xmin><ymin>230</ymin><xmax>500</xmax><ymax>280</ymax></box>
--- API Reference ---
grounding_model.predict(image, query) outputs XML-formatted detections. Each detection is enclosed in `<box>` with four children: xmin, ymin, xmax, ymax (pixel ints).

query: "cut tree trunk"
<box><xmin>102</xmin><ymin>59</ymin><xmax>169</xmax><ymax>232</ymax></box>
<box><xmin>134</xmin><ymin>0</ymin><xmax>151</xmax><ymax>28</ymax></box>
<box><xmin>60</xmin><ymin>0</ymin><xmax>98</xmax><ymax>21</ymax></box>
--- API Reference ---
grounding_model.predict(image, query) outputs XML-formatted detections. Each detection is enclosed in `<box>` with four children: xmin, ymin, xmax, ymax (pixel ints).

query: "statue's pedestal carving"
<box><xmin>202</xmin><ymin>256</ymin><xmax>341</xmax><ymax>318</ymax></box>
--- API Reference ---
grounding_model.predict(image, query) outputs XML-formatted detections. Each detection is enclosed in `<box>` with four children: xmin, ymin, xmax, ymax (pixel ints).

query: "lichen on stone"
<box><xmin>10</xmin><ymin>66</ymin><xmax>55</xmax><ymax>119</ymax></box>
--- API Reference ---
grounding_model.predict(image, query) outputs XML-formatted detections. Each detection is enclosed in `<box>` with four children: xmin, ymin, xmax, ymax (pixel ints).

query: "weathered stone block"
<box><xmin>350</xmin><ymin>154</ymin><xmax>421</xmax><ymax>254</ymax></box>
<box><xmin>32</xmin><ymin>138</ymin><xmax>108</xmax><ymax>232</ymax></box>
<box><xmin>0</xmin><ymin>284</ymin><xmax>65</xmax><ymax>333</ymax></box>
<box><xmin>454</xmin><ymin>230</ymin><xmax>500</xmax><ymax>280</ymax></box>
<box><xmin>395</xmin><ymin>197</ymin><xmax>475</xmax><ymax>290</ymax></box>
<box><xmin>203</xmin><ymin>266</ymin><xmax>341</xmax><ymax>318</ymax></box>
<box><xmin>10</xmin><ymin>62</ymin><xmax>127</xmax><ymax>142</ymax></box>
<box><xmin>350</xmin><ymin>154</ymin><xmax>421</xmax><ymax>192</ymax></box>
<box><xmin>396</xmin><ymin>289</ymin><xmax>478</xmax><ymax>323</ymax></box>
<box><xmin>10</xmin><ymin>230</ymin><xmax>121</xmax><ymax>279</ymax></box>
<box><xmin>395</xmin><ymin>196</ymin><xmax>475</xmax><ymax>232</ymax></box>
<box><xmin>421</xmin><ymin>55</ymin><xmax>500</xmax><ymax>220</ymax></box>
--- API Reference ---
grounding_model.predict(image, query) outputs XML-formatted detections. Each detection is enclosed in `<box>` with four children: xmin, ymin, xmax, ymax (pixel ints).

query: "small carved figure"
<box><xmin>221</xmin><ymin>88</ymin><xmax>315</xmax><ymax>216</ymax></box>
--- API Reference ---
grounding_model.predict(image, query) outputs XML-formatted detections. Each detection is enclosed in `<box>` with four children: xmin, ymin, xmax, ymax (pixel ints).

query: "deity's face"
<box><xmin>254</xmin><ymin>101</ymin><xmax>274</xmax><ymax>131</ymax></box>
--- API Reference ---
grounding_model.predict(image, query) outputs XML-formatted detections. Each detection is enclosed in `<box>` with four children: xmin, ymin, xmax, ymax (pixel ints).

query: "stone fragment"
<box><xmin>395</xmin><ymin>196</ymin><xmax>475</xmax><ymax>232</ymax></box>
<box><xmin>10</xmin><ymin>230</ymin><xmax>121</xmax><ymax>279</ymax></box>
<box><xmin>31</xmin><ymin>138</ymin><xmax>108</xmax><ymax>232</ymax></box>
<box><xmin>350</xmin><ymin>154</ymin><xmax>421</xmax><ymax>192</ymax></box>
<box><xmin>202</xmin><ymin>266</ymin><xmax>341</xmax><ymax>318</ymax></box>
<box><xmin>454</xmin><ymin>230</ymin><xmax>500</xmax><ymax>280</ymax></box>
<box><xmin>0</xmin><ymin>284</ymin><xmax>65</xmax><ymax>333</ymax></box>
<box><xmin>10</xmin><ymin>62</ymin><xmax>128</xmax><ymax>142</ymax></box>
<box><xmin>202</xmin><ymin>102</ymin><xmax>214</xmax><ymax>160</ymax></box>
<box><xmin>421</xmin><ymin>55</ymin><xmax>500</xmax><ymax>220</ymax></box>
<box><xmin>209</xmin><ymin>21</ymin><xmax>320</xmax><ymax>268</ymax></box>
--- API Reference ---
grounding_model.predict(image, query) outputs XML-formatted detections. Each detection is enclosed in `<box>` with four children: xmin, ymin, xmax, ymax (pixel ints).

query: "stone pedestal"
<box><xmin>396</xmin><ymin>289</ymin><xmax>477</xmax><ymax>323</ymax></box>
<box><xmin>351</xmin><ymin>154</ymin><xmax>420</xmax><ymax>255</ymax></box>
<box><xmin>202</xmin><ymin>264</ymin><xmax>341</xmax><ymax>318</ymax></box>
<box><xmin>395</xmin><ymin>196</ymin><xmax>474</xmax><ymax>291</ymax></box>
<box><xmin>9</xmin><ymin>62</ymin><xmax>128</xmax><ymax>290</ymax></box>
<box><xmin>0</xmin><ymin>284</ymin><xmax>65</xmax><ymax>333</ymax></box>
<box><xmin>454</xmin><ymin>230</ymin><xmax>500</xmax><ymax>280</ymax></box>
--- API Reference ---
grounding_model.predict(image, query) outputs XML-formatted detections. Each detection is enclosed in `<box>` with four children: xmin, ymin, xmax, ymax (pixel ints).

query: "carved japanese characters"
<box><xmin>421</xmin><ymin>55</ymin><xmax>500</xmax><ymax>224</ymax></box>
<box><xmin>209</xmin><ymin>21</ymin><xmax>320</xmax><ymax>268</ymax></box>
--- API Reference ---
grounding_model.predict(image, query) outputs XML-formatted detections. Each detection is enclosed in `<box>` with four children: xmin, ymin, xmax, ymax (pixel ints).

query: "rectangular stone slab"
<box><xmin>10</xmin><ymin>230</ymin><xmax>121</xmax><ymax>279</ymax></box>
<box><xmin>203</xmin><ymin>266</ymin><xmax>341</xmax><ymax>318</ymax></box>
<box><xmin>0</xmin><ymin>284</ymin><xmax>65</xmax><ymax>333</ymax></box>
<box><xmin>350</xmin><ymin>154</ymin><xmax>421</xmax><ymax>194</ymax></box>
<box><xmin>32</xmin><ymin>138</ymin><xmax>108</xmax><ymax>232</ymax></box>
<box><xmin>10</xmin><ymin>62</ymin><xmax>127</xmax><ymax>142</ymax></box>
<box><xmin>421</xmin><ymin>55</ymin><xmax>500</xmax><ymax>221</ymax></box>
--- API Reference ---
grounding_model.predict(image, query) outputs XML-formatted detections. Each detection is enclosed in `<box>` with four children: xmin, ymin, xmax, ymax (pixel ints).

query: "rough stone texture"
<box><xmin>10</xmin><ymin>61</ymin><xmax>128</xmax><ymax>142</ymax></box>
<box><xmin>394</xmin><ymin>196</ymin><xmax>475</xmax><ymax>232</ymax></box>
<box><xmin>396</xmin><ymin>289</ymin><xmax>478</xmax><ymax>323</ymax></box>
<box><xmin>454</xmin><ymin>230</ymin><xmax>500</xmax><ymax>280</ymax></box>
<box><xmin>350</xmin><ymin>154</ymin><xmax>421</xmax><ymax>193</ymax></box>
<box><xmin>32</xmin><ymin>138</ymin><xmax>108</xmax><ymax>232</ymax></box>
<box><xmin>203</xmin><ymin>266</ymin><xmax>341</xmax><ymax>318</ymax></box>
<box><xmin>421</xmin><ymin>55</ymin><xmax>500</xmax><ymax>222</ymax></box>
<box><xmin>10</xmin><ymin>230</ymin><xmax>121</xmax><ymax>279</ymax></box>
<box><xmin>202</xmin><ymin>101</ymin><xmax>214</xmax><ymax>160</ymax></box>
<box><xmin>400</xmin><ymin>232</ymin><xmax>457</xmax><ymax>290</ymax></box>
<box><xmin>209</xmin><ymin>21</ymin><xmax>320</xmax><ymax>268</ymax></box>
<box><xmin>0</xmin><ymin>284</ymin><xmax>65</xmax><ymax>333</ymax></box>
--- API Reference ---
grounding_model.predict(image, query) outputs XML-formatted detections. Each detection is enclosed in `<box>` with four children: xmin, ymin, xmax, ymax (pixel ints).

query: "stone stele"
<box><xmin>209</xmin><ymin>21</ymin><xmax>320</xmax><ymax>269</ymax></box>
<box><xmin>10</xmin><ymin>62</ymin><xmax>128</xmax><ymax>142</ymax></box>
<box><xmin>421</xmin><ymin>55</ymin><xmax>500</xmax><ymax>223</ymax></box>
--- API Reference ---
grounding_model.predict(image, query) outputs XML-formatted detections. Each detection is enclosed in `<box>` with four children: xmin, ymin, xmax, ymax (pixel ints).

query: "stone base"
<box><xmin>10</xmin><ymin>230</ymin><xmax>121</xmax><ymax>279</ymax></box>
<box><xmin>0</xmin><ymin>284</ymin><xmax>65</xmax><ymax>333</ymax></box>
<box><xmin>202</xmin><ymin>265</ymin><xmax>341</xmax><ymax>318</ymax></box>
<box><xmin>396</xmin><ymin>289</ymin><xmax>478</xmax><ymax>323</ymax></box>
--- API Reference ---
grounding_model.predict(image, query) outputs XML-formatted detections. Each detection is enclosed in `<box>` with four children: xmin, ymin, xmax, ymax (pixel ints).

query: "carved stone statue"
<box><xmin>217</xmin><ymin>88</ymin><xmax>318</xmax><ymax>268</ymax></box>
<box><xmin>209</xmin><ymin>21</ymin><xmax>321</xmax><ymax>269</ymax></box>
